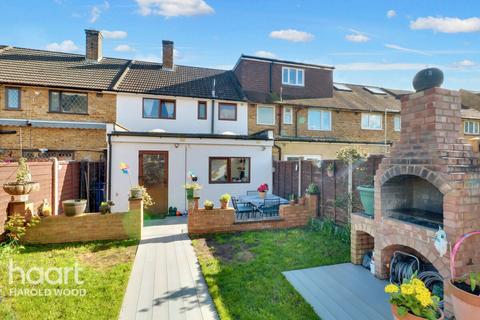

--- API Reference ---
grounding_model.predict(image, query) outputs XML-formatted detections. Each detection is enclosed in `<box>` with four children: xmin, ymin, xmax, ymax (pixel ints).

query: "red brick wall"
<box><xmin>188</xmin><ymin>195</ymin><xmax>318</xmax><ymax>235</ymax></box>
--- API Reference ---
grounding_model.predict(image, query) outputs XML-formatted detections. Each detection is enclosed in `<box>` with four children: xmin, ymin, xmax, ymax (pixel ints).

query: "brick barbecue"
<box><xmin>351</xmin><ymin>87</ymin><xmax>480</xmax><ymax>315</ymax></box>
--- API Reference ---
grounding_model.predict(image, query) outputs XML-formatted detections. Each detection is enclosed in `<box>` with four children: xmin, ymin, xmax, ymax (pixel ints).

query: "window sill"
<box><xmin>4</xmin><ymin>108</ymin><xmax>22</xmax><ymax>111</ymax></box>
<box><xmin>281</xmin><ymin>83</ymin><xmax>305</xmax><ymax>87</ymax></box>
<box><xmin>361</xmin><ymin>128</ymin><xmax>383</xmax><ymax>131</ymax></box>
<box><xmin>464</xmin><ymin>132</ymin><xmax>480</xmax><ymax>136</ymax></box>
<box><xmin>307</xmin><ymin>128</ymin><xmax>332</xmax><ymax>131</ymax></box>
<box><xmin>142</xmin><ymin>116</ymin><xmax>176</xmax><ymax>120</ymax></box>
<box><xmin>256</xmin><ymin>122</ymin><xmax>275</xmax><ymax>126</ymax></box>
<box><xmin>48</xmin><ymin>111</ymin><xmax>89</xmax><ymax>116</ymax></box>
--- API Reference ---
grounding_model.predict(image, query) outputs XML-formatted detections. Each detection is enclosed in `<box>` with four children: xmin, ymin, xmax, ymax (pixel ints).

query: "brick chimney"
<box><xmin>162</xmin><ymin>40</ymin><xmax>174</xmax><ymax>70</ymax></box>
<box><xmin>85</xmin><ymin>29</ymin><xmax>103</xmax><ymax>62</ymax></box>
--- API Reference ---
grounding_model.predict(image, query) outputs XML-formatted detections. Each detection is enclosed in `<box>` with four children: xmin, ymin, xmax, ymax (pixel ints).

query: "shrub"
<box><xmin>4</xmin><ymin>214</ymin><xmax>40</xmax><ymax>245</ymax></box>
<box><xmin>306</xmin><ymin>183</ymin><xmax>319</xmax><ymax>194</ymax></box>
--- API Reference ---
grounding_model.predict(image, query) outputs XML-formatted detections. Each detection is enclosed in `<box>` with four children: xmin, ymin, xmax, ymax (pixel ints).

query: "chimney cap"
<box><xmin>85</xmin><ymin>29</ymin><xmax>102</xmax><ymax>35</ymax></box>
<box><xmin>162</xmin><ymin>40</ymin><xmax>174</xmax><ymax>45</ymax></box>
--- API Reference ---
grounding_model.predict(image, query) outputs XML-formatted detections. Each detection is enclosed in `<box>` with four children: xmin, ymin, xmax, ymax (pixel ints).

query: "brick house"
<box><xmin>0</xmin><ymin>30</ymin><xmax>128</xmax><ymax>161</ymax></box>
<box><xmin>233</xmin><ymin>55</ymin><xmax>480</xmax><ymax>160</ymax></box>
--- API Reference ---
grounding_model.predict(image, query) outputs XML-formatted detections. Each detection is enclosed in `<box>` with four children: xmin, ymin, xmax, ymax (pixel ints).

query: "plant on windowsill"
<box><xmin>257</xmin><ymin>183</ymin><xmax>269</xmax><ymax>198</ymax></box>
<box><xmin>219</xmin><ymin>193</ymin><xmax>231</xmax><ymax>209</ymax></box>
<box><xmin>2</xmin><ymin>157</ymin><xmax>40</xmax><ymax>200</ymax></box>
<box><xmin>203</xmin><ymin>200</ymin><xmax>214</xmax><ymax>210</ymax></box>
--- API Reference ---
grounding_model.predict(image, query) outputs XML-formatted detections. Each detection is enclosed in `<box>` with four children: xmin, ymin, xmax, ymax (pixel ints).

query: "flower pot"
<box><xmin>220</xmin><ymin>200</ymin><xmax>228</xmax><ymax>209</ymax></box>
<box><xmin>130</xmin><ymin>188</ymin><xmax>143</xmax><ymax>199</ymax></box>
<box><xmin>204</xmin><ymin>205</ymin><xmax>214</xmax><ymax>210</ymax></box>
<box><xmin>186</xmin><ymin>188</ymin><xmax>194</xmax><ymax>200</ymax></box>
<box><xmin>446</xmin><ymin>279</ymin><xmax>480</xmax><ymax>320</ymax></box>
<box><xmin>259</xmin><ymin>191</ymin><xmax>266</xmax><ymax>198</ymax></box>
<box><xmin>193</xmin><ymin>197</ymin><xmax>200</xmax><ymax>210</ymax></box>
<box><xmin>62</xmin><ymin>199</ymin><xmax>87</xmax><ymax>217</ymax></box>
<box><xmin>298</xmin><ymin>197</ymin><xmax>306</xmax><ymax>205</ymax></box>
<box><xmin>391</xmin><ymin>305</ymin><xmax>443</xmax><ymax>320</ymax></box>
<box><xmin>289</xmin><ymin>200</ymin><xmax>296</xmax><ymax>206</ymax></box>
<box><xmin>357</xmin><ymin>185</ymin><xmax>375</xmax><ymax>216</ymax></box>
<box><xmin>3</xmin><ymin>181</ymin><xmax>40</xmax><ymax>196</ymax></box>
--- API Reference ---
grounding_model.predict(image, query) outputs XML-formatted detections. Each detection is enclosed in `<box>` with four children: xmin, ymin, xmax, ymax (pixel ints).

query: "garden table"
<box><xmin>238</xmin><ymin>194</ymin><xmax>289</xmax><ymax>208</ymax></box>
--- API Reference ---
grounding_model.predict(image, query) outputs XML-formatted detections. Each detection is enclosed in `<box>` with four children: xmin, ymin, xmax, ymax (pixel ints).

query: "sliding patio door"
<box><xmin>139</xmin><ymin>151</ymin><xmax>168</xmax><ymax>215</ymax></box>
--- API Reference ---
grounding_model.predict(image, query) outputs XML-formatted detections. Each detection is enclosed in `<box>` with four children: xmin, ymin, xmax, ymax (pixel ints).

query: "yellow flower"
<box><xmin>401</xmin><ymin>284</ymin><xmax>415</xmax><ymax>295</ymax></box>
<box><xmin>411</xmin><ymin>278</ymin><xmax>425</xmax><ymax>288</ymax></box>
<box><xmin>416</xmin><ymin>293</ymin><xmax>433</xmax><ymax>307</ymax></box>
<box><xmin>385</xmin><ymin>284</ymin><xmax>399</xmax><ymax>294</ymax></box>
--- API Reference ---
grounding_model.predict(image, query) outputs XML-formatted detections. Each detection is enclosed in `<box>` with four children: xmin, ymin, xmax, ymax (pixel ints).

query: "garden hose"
<box><xmin>418</xmin><ymin>271</ymin><xmax>444</xmax><ymax>308</ymax></box>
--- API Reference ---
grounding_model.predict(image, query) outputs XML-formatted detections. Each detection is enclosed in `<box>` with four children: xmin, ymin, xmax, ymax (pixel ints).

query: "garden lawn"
<box><xmin>0</xmin><ymin>239</ymin><xmax>138</xmax><ymax>320</ymax></box>
<box><xmin>192</xmin><ymin>225</ymin><xmax>350</xmax><ymax>320</ymax></box>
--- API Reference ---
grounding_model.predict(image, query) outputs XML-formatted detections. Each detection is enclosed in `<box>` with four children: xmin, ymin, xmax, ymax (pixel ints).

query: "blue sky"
<box><xmin>2</xmin><ymin>0</ymin><xmax>480</xmax><ymax>90</ymax></box>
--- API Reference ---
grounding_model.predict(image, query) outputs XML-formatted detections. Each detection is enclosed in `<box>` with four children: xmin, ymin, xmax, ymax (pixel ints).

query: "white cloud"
<box><xmin>46</xmin><ymin>40</ymin><xmax>79</xmax><ymax>52</ymax></box>
<box><xmin>269</xmin><ymin>29</ymin><xmax>314</xmax><ymax>42</ymax></box>
<box><xmin>114</xmin><ymin>44</ymin><xmax>135</xmax><ymax>52</ymax></box>
<box><xmin>102</xmin><ymin>30</ymin><xmax>128</xmax><ymax>39</ymax></box>
<box><xmin>136</xmin><ymin>0</ymin><xmax>214</xmax><ymax>17</ymax></box>
<box><xmin>387</xmin><ymin>10</ymin><xmax>396</xmax><ymax>18</ymax></box>
<box><xmin>410</xmin><ymin>16</ymin><xmax>480</xmax><ymax>33</ymax></box>
<box><xmin>335</xmin><ymin>62</ymin><xmax>428</xmax><ymax>71</ymax></box>
<box><xmin>345</xmin><ymin>33</ymin><xmax>370</xmax><ymax>43</ymax></box>
<box><xmin>254</xmin><ymin>50</ymin><xmax>277</xmax><ymax>59</ymax></box>
<box><xmin>453</xmin><ymin>59</ymin><xmax>476</xmax><ymax>68</ymax></box>
<box><xmin>385</xmin><ymin>44</ymin><xmax>431</xmax><ymax>56</ymax></box>
<box><xmin>90</xmin><ymin>1</ymin><xmax>110</xmax><ymax>23</ymax></box>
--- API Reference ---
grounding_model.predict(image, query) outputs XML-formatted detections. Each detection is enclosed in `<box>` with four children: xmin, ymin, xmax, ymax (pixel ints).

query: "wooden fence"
<box><xmin>272</xmin><ymin>155</ymin><xmax>383</xmax><ymax>225</ymax></box>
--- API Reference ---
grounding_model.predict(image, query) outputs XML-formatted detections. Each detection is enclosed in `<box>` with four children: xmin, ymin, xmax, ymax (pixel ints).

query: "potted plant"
<box><xmin>326</xmin><ymin>162</ymin><xmax>335</xmax><ymax>177</ymax></box>
<box><xmin>204</xmin><ymin>200</ymin><xmax>214</xmax><ymax>210</ymax></box>
<box><xmin>446</xmin><ymin>231</ymin><xmax>480</xmax><ymax>320</ymax></box>
<box><xmin>99</xmin><ymin>201</ymin><xmax>115</xmax><ymax>214</ymax></box>
<box><xmin>2</xmin><ymin>158</ymin><xmax>40</xmax><ymax>201</ymax></box>
<box><xmin>62</xmin><ymin>199</ymin><xmax>87</xmax><ymax>217</ymax></box>
<box><xmin>130</xmin><ymin>185</ymin><xmax>143</xmax><ymax>199</ymax></box>
<box><xmin>306</xmin><ymin>183</ymin><xmax>319</xmax><ymax>195</ymax></box>
<box><xmin>385</xmin><ymin>275</ymin><xmax>443</xmax><ymax>320</ymax></box>
<box><xmin>357</xmin><ymin>175</ymin><xmax>375</xmax><ymax>217</ymax></box>
<box><xmin>258</xmin><ymin>183</ymin><xmax>269</xmax><ymax>198</ymax></box>
<box><xmin>219</xmin><ymin>193</ymin><xmax>231</xmax><ymax>209</ymax></box>
<box><xmin>289</xmin><ymin>194</ymin><xmax>297</xmax><ymax>205</ymax></box>
<box><xmin>184</xmin><ymin>182</ymin><xmax>202</xmax><ymax>200</ymax></box>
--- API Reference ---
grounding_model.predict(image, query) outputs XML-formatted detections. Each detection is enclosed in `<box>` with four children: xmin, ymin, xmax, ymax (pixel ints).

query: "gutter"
<box><xmin>275</xmin><ymin>136</ymin><xmax>393</xmax><ymax>145</ymax></box>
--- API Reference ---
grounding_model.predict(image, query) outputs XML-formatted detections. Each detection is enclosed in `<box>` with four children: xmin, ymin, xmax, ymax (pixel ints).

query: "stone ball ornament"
<box><xmin>412</xmin><ymin>67</ymin><xmax>444</xmax><ymax>92</ymax></box>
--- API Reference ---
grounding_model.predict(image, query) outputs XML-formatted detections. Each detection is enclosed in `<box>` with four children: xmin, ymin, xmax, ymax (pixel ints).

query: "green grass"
<box><xmin>0</xmin><ymin>239</ymin><xmax>138</xmax><ymax>320</ymax></box>
<box><xmin>192</xmin><ymin>226</ymin><xmax>350</xmax><ymax>320</ymax></box>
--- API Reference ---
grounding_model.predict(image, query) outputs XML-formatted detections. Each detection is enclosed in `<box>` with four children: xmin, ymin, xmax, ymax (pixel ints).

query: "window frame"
<box><xmin>5</xmin><ymin>87</ymin><xmax>21</xmax><ymax>110</ymax></box>
<box><xmin>208</xmin><ymin>156</ymin><xmax>251</xmax><ymax>184</ymax></box>
<box><xmin>283</xmin><ymin>106</ymin><xmax>293</xmax><ymax>125</ymax></box>
<box><xmin>49</xmin><ymin>90</ymin><xmax>89</xmax><ymax>115</ymax></box>
<box><xmin>256</xmin><ymin>105</ymin><xmax>276</xmax><ymax>125</ymax></box>
<box><xmin>464</xmin><ymin>120</ymin><xmax>480</xmax><ymax>135</ymax></box>
<box><xmin>361</xmin><ymin>113</ymin><xmax>383</xmax><ymax>130</ymax></box>
<box><xmin>142</xmin><ymin>98</ymin><xmax>176</xmax><ymax>120</ymax></box>
<box><xmin>197</xmin><ymin>101</ymin><xmax>207</xmax><ymax>120</ymax></box>
<box><xmin>307</xmin><ymin>109</ymin><xmax>332</xmax><ymax>131</ymax></box>
<box><xmin>218</xmin><ymin>102</ymin><xmax>237</xmax><ymax>121</ymax></box>
<box><xmin>281</xmin><ymin>67</ymin><xmax>305</xmax><ymax>86</ymax></box>
<box><xmin>394</xmin><ymin>115</ymin><xmax>401</xmax><ymax>132</ymax></box>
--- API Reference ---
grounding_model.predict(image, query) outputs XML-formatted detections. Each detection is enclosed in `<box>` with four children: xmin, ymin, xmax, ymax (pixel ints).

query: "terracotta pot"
<box><xmin>220</xmin><ymin>200</ymin><xmax>228</xmax><ymax>209</ymax></box>
<box><xmin>289</xmin><ymin>200</ymin><xmax>296</xmax><ymax>206</ymax></box>
<box><xmin>446</xmin><ymin>280</ymin><xmax>480</xmax><ymax>320</ymax></box>
<box><xmin>298</xmin><ymin>197</ymin><xmax>306</xmax><ymax>205</ymax></box>
<box><xmin>193</xmin><ymin>197</ymin><xmax>199</xmax><ymax>210</ymax></box>
<box><xmin>391</xmin><ymin>305</ymin><xmax>443</xmax><ymax>320</ymax></box>
<box><xmin>204</xmin><ymin>205</ymin><xmax>214</xmax><ymax>210</ymax></box>
<box><xmin>62</xmin><ymin>199</ymin><xmax>87</xmax><ymax>217</ymax></box>
<box><xmin>258</xmin><ymin>191</ymin><xmax>266</xmax><ymax>198</ymax></box>
<box><xmin>3</xmin><ymin>182</ymin><xmax>40</xmax><ymax>196</ymax></box>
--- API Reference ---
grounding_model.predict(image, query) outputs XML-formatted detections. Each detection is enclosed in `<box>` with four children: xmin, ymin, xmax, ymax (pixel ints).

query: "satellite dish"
<box><xmin>413</xmin><ymin>68</ymin><xmax>444</xmax><ymax>92</ymax></box>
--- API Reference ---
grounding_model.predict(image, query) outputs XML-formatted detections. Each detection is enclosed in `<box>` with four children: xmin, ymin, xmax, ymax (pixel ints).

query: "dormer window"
<box><xmin>282</xmin><ymin>67</ymin><xmax>304</xmax><ymax>86</ymax></box>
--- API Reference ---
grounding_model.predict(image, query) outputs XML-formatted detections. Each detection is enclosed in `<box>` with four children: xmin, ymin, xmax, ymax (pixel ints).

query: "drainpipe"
<box><xmin>107</xmin><ymin>134</ymin><xmax>112</xmax><ymax>200</ymax></box>
<box><xmin>294</xmin><ymin>107</ymin><xmax>304</xmax><ymax>137</ymax></box>
<box><xmin>273</xmin><ymin>144</ymin><xmax>282</xmax><ymax>160</ymax></box>
<box><xmin>211</xmin><ymin>99</ymin><xmax>215</xmax><ymax>133</ymax></box>
<box><xmin>384</xmin><ymin>108</ymin><xmax>397</xmax><ymax>154</ymax></box>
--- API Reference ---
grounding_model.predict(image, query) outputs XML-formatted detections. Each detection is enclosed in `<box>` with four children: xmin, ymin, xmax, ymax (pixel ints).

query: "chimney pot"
<box><xmin>162</xmin><ymin>40</ymin><xmax>174</xmax><ymax>70</ymax></box>
<box><xmin>85</xmin><ymin>29</ymin><xmax>103</xmax><ymax>62</ymax></box>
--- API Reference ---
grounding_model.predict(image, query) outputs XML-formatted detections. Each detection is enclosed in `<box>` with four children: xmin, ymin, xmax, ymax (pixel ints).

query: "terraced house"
<box><xmin>0</xmin><ymin>30</ymin><xmax>128</xmax><ymax>161</ymax></box>
<box><xmin>234</xmin><ymin>55</ymin><xmax>480</xmax><ymax>160</ymax></box>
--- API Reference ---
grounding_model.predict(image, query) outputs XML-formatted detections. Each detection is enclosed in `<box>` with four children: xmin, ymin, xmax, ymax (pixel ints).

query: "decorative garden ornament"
<box><xmin>434</xmin><ymin>227</ymin><xmax>448</xmax><ymax>257</ymax></box>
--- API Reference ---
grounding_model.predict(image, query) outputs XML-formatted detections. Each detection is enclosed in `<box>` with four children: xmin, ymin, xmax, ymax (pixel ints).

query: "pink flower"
<box><xmin>257</xmin><ymin>183</ymin><xmax>269</xmax><ymax>192</ymax></box>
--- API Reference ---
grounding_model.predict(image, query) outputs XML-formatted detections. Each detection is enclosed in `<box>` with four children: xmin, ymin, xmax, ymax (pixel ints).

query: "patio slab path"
<box><xmin>119</xmin><ymin>216</ymin><xmax>218</xmax><ymax>320</ymax></box>
<box><xmin>283</xmin><ymin>263</ymin><xmax>393</xmax><ymax>320</ymax></box>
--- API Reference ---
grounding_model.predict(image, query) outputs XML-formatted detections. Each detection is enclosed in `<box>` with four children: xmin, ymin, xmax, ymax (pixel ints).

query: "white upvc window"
<box><xmin>257</xmin><ymin>105</ymin><xmax>275</xmax><ymax>125</ymax></box>
<box><xmin>394</xmin><ymin>115</ymin><xmax>401</xmax><ymax>132</ymax></box>
<box><xmin>283</xmin><ymin>107</ymin><xmax>293</xmax><ymax>124</ymax></box>
<box><xmin>308</xmin><ymin>109</ymin><xmax>331</xmax><ymax>131</ymax></box>
<box><xmin>361</xmin><ymin>113</ymin><xmax>383</xmax><ymax>130</ymax></box>
<box><xmin>282</xmin><ymin>67</ymin><xmax>304</xmax><ymax>86</ymax></box>
<box><xmin>464</xmin><ymin>121</ymin><xmax>480</xmax><ymax>135</ymax></box>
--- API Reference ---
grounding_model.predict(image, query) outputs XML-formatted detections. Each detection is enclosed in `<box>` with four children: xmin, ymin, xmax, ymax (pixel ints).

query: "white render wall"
<box><xmin>116</xmin><ymin>93</ymin><xmax>248</xmax><ymax>135</ymax></box>
<box><xmin>110</xmin><ymin>135</ymin><xmax>273</xmax><ymax>213</ymax></box>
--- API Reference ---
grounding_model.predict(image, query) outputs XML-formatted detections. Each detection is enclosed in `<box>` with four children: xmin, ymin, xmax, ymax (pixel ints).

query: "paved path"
<box><xmin>119</xmin><ymin>217</ymin><xmax>218</xmax><ymax>320</ymax></box>
<box><xmin>283</xmin><ymin>263</ymin><xmax>392</xmax><ymax>320</ymax></box>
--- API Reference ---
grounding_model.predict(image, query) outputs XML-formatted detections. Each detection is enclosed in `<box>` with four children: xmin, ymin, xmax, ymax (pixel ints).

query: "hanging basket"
<box><xmin>447</xmin><ymin>231</ymin><xmax>480</xmax><ymax>320</ymax></box>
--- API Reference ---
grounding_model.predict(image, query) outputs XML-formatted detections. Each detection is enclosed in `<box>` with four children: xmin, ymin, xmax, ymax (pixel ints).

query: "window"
<box><xmin>198</xmin><ymin>101</ymin><xmax>207</xmax><ymax>119</ymax></box>
<box><xmin>361</xmin><ymin>113</ymin><xmax>383</xmax><ymax>130</ymax></box>
<box><xmin>364</xmin><ymin>87</ymin><xmax>386</xmax><ymax>95</ymax></box>
<box><xmin>394</xmin><ymin>115</ymin><xmax>401</xmax><ymax>132</ymax></box>
<box><xmin>218</xmin><ymin>103</ymin><xmax>237</xmax><ymax>121</ymax></box>
<box><xmin>464</xmin><ymin>121</ymin><xmax>480</xmax><ymax>135</ymax></box>
<box><xmin>282</xmin><ymin>67</ymin><xmax>304</xmax><ymax>86</ymax></box>
<box><xmin>308</xmin><ymin>109</ymin><xmax>331</xmax><ymax>131</ymax></box>
<box><xmin>333</xmin><ymin>83</ymin><xmax>352</xmax><ymax>92</ymax></box>
<box><xmin>5</xmin><ymin>87</ymin><xmax>21</xmax><ymax>109</ymax></box>
<box><xmin>49</xmin><ymin>91</ymin><xmax>88</xmax><ymax>114</ymax></box>
<box><xmin>142</xmin><ymin>98</ymin><xmax>176</xmax><ymax>119</ymax></box>
<box><xmin>257</xmin><ymin>105</ymin><xmax>275</xmax><ymax>125</ymax></box>
<box><xmin>283</xmin><ymin>107</ymin><xmax>293</xmax><ymax>124</ymax></box>
<box><xmin>209</xmin><ymin>157</ymin><xmax>250</xmax><ymax>183</ymax></box>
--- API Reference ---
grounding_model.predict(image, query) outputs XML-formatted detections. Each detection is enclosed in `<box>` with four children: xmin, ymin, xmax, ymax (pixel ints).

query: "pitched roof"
<box><xmin>115</xmin><ymin>60</ymin><xmax>245</xmax><ymax>101</ymax></box>
<box><xmin>0</xmin><ymin>46</ymin><xmax>130</xmax><ymax>91</ymax></box>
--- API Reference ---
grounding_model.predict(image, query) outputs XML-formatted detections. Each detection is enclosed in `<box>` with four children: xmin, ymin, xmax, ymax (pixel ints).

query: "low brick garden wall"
<box><xmin>188</xmin><ymin>195</ymin><xmax>318</xmax><ymax>235</ymax></box>
<box><xmin>22</xmin><ymin>198</ymin><xmax>143</xmax><ymax>244</ymax></box>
